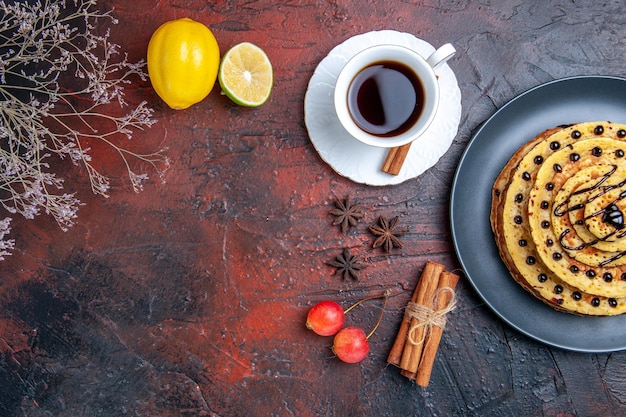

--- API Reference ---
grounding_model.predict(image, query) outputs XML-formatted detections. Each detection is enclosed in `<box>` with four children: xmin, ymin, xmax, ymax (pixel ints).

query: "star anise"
<box><xmin>327</xmin><ymin>248</ymin><xmax>368</xmax><ymax>281</ymax></box>
<box><xmin>369</xmin><ymin>216</ymin><xmax>408</xmax><ymax>252</ymax></box>
<box><xmin>330</xmin><ymin>196</ymin><xmax>364</xmax><ymax>233</ymax></box>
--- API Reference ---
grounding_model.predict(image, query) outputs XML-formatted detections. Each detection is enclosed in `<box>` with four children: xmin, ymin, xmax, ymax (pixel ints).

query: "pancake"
<box><xmin>529</xmin><ymin>139</ymin><xmax>626</xmax><ymax>296</ymax></box>
<box><xmin>491</xmin><ymin>121</ymin><xmax>626</xmax><ymax>315</ymax></box>
<box><xmin>490</xmin><ymin>127</ymin><xmax>564</xmax><ymax>296</ymax></box>
<box><xmin>561</xmin><ymin>166</ymin><xmax>626</xmax><ymax>253</ymax></box>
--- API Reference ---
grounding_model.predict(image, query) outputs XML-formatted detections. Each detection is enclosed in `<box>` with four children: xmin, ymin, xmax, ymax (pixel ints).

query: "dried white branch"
<box><xmin>0</xmin><ymin>0</ymin><xmax>168</xmax><ymax>258</ymax></box>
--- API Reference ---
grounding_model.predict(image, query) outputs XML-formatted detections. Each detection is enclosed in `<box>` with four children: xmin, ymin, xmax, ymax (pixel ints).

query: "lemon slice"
<box><xmin>218</xmin><ymin>42</ymin><xmax>273</xmax><ymax>107</ymax></box>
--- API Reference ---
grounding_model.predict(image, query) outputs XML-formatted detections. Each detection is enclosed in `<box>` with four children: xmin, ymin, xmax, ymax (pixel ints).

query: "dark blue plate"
<box><xmin>450</xmin><ymin>76</ymin><xmax>626</xmax><ymax>352</ymax></box>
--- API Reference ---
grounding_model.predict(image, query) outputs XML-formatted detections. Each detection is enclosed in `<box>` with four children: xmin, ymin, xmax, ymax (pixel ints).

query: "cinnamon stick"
<box><xmin>398</xmin><ymin>261</ymin><xmax>444</xmax><ymax>373</ymax></box>
<box><xmin>381</xmin><ymin>142</ymin><xmax>412</xmax><ymax>175</ymax></box>
<box><xmin>401</xmin><ymin>368</ymin><xmax>415</xmax><ymax>380</ymax></box>
<box><xmin>415</xmin><ymin>271</ymin><xmax>460</xmax><ymax>386</ymax></box>
<box><xmin>387</xmin><ymin>263</ymin><xmax>425</xmax><ymax>366</ymax></box>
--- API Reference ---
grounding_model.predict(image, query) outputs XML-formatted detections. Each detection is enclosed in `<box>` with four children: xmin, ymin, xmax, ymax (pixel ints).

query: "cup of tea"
<box><xmin>333</xmin><ymin>43</ymin><xmax>455</xmax><ymax>148</ymax></box>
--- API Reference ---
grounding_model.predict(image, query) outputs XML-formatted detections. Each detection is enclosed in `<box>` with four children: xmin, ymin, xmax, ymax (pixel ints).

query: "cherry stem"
<box><xmin>366</xmin><ymin>290</ymin><xmax>390</xmax><ymax>340</ymax></box>
<box><xmin>343</xmin><ymin>289</ymin><xmax>392</xmax><ymax>315</ymax></box>
<box><xmin>341</xmin><ymin>289</ymin><xmax>392</xmax><ymax>340</ymax></box>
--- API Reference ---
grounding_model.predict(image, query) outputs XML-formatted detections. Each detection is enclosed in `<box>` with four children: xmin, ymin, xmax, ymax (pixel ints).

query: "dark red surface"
<box><xmin>3</xmin><ymin>1</ymin><xmax>626</xmax><ymax>416</ymax></box>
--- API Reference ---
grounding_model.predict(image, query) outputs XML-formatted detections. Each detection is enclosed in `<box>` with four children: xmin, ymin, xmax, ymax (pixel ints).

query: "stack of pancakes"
<box><xmin>491</xmin><ymin>121</ymin><xmax>626</xmax><ymax>315</ymax></box>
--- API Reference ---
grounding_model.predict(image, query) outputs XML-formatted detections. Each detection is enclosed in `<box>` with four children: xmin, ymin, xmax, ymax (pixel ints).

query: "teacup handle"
<box><xmin>426</xmin><ymin>43</ymin><xmax>456</xmax><ymax>71</ymax></box>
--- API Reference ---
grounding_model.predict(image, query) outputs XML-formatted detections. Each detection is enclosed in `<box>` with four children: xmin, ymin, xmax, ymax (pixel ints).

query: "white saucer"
<box><xmin>304</xmin><ymin>30</ymin><xmax>462</xmax><ymax>186</ymax></box>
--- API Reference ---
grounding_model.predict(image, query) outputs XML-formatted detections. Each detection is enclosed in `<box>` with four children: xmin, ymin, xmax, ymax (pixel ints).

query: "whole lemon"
<box><xmin>147</xmin><ymin>18</ymin><xmax>220</xmax><ymax>110</ymax></box>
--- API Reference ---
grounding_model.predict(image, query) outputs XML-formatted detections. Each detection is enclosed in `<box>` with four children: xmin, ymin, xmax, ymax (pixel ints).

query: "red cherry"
<box><xmin>332</xmin><ymin>327</ymin><xmax>369</xmax><ymax>363</ymax></box>
<box><xmin>306</xmin><ymin>301</ymin><xmax>344</xmax><ymax>336</ymax></box>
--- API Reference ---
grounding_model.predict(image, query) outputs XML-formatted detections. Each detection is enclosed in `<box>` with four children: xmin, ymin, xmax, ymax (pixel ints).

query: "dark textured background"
<box><xmin>2</xmin><ymin>1</ymin><xmax>626</xmax><ymax>416</ymax></box>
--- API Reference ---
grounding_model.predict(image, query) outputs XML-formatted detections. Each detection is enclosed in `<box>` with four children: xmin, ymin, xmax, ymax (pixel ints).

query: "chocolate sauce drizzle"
<box><xmin>552</xmin><ymin>164</ymin><xmax>626</xmax><ymax>266</ymax></box>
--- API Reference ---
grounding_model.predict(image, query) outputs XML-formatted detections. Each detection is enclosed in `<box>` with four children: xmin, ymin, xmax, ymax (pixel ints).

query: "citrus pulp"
<box><xmin>218</xmin><ymin>42</ymin><xmax>273</xmax><ymax>107</ymax></box>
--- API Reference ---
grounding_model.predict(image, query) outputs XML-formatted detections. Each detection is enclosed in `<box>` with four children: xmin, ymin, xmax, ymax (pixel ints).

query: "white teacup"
<box><xmin>334</xmin><ymin>43</ymin><xmax>455</xmax><ymax>148</ymax></box>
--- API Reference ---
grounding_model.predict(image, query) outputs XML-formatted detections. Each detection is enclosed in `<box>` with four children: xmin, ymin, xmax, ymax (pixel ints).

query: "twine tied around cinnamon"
<box><xmin>406</xmin><ymin>287</ymin><xmax>457</xmax><ymax>346</ymax></box>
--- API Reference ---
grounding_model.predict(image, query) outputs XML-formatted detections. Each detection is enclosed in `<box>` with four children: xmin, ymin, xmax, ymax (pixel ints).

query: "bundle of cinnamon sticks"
<box><xmin>387</xmin><ymin>261</ymin><xmax>459</xmax><ymax>386</ymax></box>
